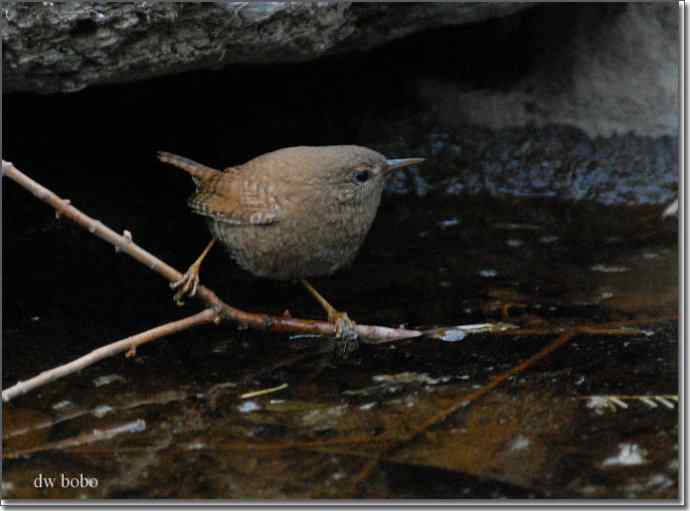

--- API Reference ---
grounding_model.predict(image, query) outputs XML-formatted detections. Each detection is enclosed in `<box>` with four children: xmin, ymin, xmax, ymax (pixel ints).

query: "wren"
<box><xmin>157</xmin><ymin>146</ymin><xmax>424</xmax><ymax>352</ymax></box>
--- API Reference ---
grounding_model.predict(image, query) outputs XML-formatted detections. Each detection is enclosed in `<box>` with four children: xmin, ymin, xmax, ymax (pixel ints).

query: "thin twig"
<box><xmin>2</xmin><ymin>308</ymin><xmax>219</xmax><ymax>402</ymax></box>
<box><xmin>2</xmin><ymin>160</ymin><xmax>422</xmax><ymax>343</ymax></box>
<box><xmin>240</xmin><ymin>383</ymin><xmax>289</xmax><ymax>399</ymax></box>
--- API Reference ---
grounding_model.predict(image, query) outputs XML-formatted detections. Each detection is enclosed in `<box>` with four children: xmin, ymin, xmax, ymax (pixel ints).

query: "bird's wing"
<box><xmin>188</xmin><ymin>173</ymin><xmax>281</xmax><ymax>225</ymax></box>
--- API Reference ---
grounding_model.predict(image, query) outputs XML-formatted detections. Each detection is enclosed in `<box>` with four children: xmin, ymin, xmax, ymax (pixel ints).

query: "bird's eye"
<box><xmin>353</xmin><ymin>169</ymin><xmax>371</xmax><ymax>184</ymax></box>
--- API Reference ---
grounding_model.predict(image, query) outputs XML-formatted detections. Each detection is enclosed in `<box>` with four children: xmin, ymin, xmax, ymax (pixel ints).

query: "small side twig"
<box><xmin>2</xmin><ymin>308</ymin><xmax>219</xmax><ymax>402</ymax></box>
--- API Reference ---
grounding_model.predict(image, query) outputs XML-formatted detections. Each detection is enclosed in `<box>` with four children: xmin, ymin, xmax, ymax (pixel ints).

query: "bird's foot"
<box><xmin>300</xmin><ymin>280</ymin><xmax>360</xmax><ymax>357</ymax></box>
<box><xmin>170</xmin><ymin>263</ymin><xmax>201</xmax><ymax>306</ymax></box>
<box><xmin>330</xmin><ymin>311</ymin><xmax>360</xmax><ymax>358</ymax></box>
<box><xmin>171</xmin><ymin>239</ymin><xmax>216</xmax><ymax>306</ymax></box>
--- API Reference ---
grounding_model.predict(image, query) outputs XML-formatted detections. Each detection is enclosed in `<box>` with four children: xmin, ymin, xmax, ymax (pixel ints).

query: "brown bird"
<box><xmin>158</xmin><ymin>146</ymin><xmax>424</xmax><ymax>352</ymax></box>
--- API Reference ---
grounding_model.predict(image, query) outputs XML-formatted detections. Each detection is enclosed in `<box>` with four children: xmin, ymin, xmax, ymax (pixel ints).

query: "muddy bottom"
<box><xmin>2</xmin><ymin>182</ymin><xmax>678</xmax><ymax>500</ymax></box>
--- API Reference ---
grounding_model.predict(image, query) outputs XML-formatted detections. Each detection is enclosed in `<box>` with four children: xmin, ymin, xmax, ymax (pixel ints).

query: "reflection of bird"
<box><xmin>158</xmin><ymin>146</ymin><xmax>424</xmax><ymax>353</ymax></box>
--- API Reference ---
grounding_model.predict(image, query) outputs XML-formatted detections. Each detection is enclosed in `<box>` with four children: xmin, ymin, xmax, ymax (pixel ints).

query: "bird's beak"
<box><xmin>384</xmin><ymin>158</ymin><xmax>425</xmax><ymax>175</ymax></box>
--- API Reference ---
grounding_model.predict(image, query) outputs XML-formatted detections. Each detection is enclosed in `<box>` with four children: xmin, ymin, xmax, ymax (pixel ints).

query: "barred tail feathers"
<box><xmin>156</xmin><ymin>151</ymin><xmax>220</xmax><ymax>182</ymax></box>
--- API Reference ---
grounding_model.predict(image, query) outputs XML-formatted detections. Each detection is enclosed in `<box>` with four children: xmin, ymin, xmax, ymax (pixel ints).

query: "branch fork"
<box><xmin>1</xmin><ymin>160</ymin><xmax>421</xmax><ymax>402</ymax></box>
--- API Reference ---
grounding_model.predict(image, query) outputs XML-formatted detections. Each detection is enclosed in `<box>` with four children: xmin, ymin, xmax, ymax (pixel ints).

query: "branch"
<box><xmin>2</xmin><ymin>308</ymin><xmax>220</xmax><ymax>402</ymax></box>
<box><xmin>1</xmin><ymin>160</ymin><xmax>422</xmax><ymax>343</ymax></box>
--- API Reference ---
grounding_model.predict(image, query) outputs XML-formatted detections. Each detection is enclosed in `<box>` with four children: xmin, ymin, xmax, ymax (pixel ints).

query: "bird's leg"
<box><xmin>171</xmin><ymin>238</ymin><xmax>216</xmax><ymax>305</ymax></box>
<box><xmin>301</xmin><ymin>280</ymin><xmax>359</xmax><ymax>356</ymax></box>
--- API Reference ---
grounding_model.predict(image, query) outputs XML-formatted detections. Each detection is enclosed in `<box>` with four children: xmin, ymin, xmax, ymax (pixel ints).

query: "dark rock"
<box><xmin>1</xmin><ymin>2</ymin><xmax>532</xmax><ymax>94</ymax></box>
<box><xmin>379</xmin><ymin>121</ymin><xmax>677</xmax><ymax>207</ymax></box>
<box><xmin>418</xmin><ymin>3</ymin><xmax>679</xmax><ymax>138</ymax></box>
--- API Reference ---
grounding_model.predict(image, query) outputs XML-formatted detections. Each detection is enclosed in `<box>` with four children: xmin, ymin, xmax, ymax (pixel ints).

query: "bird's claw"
<box><xmin>331</xmin><ymin>312</ymin><xmax>359</xmax><ymax>358</ymax></box>
<box><xmin>170</xmin><ymin>267</ymin><xmax>200</xmax><ymax>306</ymax></box>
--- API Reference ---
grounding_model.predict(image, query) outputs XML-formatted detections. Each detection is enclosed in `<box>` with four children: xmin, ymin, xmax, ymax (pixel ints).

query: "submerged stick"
<box><xmin>4</xmin><ymin>419</ymin><xmax>147</xmax><ymax>459</ymax></box>
<box><xmin>2</xmin><ymin>308</ymin><xmax>219</xmax><ymax>402</ymax></box>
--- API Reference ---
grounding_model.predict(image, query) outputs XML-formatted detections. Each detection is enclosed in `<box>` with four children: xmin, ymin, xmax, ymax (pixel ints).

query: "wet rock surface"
<box><xmin>378</xmin><ymin>122</ymin><xmax>678</xmax><ymax>207</ymax></box>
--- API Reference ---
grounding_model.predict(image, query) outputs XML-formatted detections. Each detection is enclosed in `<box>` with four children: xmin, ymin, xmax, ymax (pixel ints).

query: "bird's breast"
<box><xmin>208</xmin><ymin>192</ymin><xmax>379</xmax><ymax>280</ymax></box>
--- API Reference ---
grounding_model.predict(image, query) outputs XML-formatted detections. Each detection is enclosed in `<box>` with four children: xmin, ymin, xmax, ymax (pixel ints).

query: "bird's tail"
<box><xmin>157</xmin><ymin>151</ymin><xmax>220</xmax><ymax>182</ymax></box>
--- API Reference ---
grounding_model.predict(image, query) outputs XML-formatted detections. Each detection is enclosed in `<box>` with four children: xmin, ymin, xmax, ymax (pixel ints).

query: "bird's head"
<box><xmin>254</xmin><ymin>145</ymin><xmax>425</xmax><ymax>205</ymax></box>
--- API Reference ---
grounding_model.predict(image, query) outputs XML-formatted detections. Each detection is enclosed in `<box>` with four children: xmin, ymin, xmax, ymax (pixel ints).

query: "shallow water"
<box><xmin>1</xmin><ymin>31</ymin><xmax>679</xmax><ymax>498</ymax></box>
<box><xmin>3</xmin><ymin>178</ymin><xmax>678</xmax><ymax>499</ymax></box>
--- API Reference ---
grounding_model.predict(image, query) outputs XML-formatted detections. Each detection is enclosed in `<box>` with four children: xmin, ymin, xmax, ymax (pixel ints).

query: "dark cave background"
<box><xmin>1</xmin><ymin>6</ymin><xmax>546</xmax><ymax>368</ymax></box>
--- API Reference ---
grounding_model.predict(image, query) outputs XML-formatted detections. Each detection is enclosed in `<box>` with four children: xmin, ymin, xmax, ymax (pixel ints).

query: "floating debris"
<box><xmin>93</xmin><ymin>374</ymin><xmax>126</xmax><ymax>387</ymax></box>
<box><xmin>6</xmin><ymin>418</ymin><xmax>147</xmax><ymax>459</ymax></box>
<box><xmin>590</xmin><ymin>264</ymin><xmax>630</xmax><ymax>273</ymax></box>
<box><xmin>426</xmin><ymin>322</ymin><xmax>518</xmax><ymax>342</ymax></box>
<box><xmin>539</xmin><ymin>235</ymin><xmax>559</xmax><ymax>244</ymax></box>
<box><xmin>645</xmin><ymin>474</ymin><xmax>674</xmax><ymax>491</ymax></box>
<box><xmin>509</xmin><ymin>435</ymin><xmax>530</xmax><ymax>451</ymax></box>
<box><xmin>436</xmin><ymin>329</ymin><xmax>466</xmax><ymax>343</ymax></box>
<box><xmin>211</xmin><ymin>340</ymin><xmax>233</xmax><ymax>354</ymax></box>
<box><xmin>585</xmin><ymin>395</ymin><xmax>678</xmax><ymax>413</ymax></box>
<box><xmin>343</xmin><ymin>372</ymin><xmax>453</xmax><ymax>398</ymax></box>
<box><xmin>438</xmin><ymin>217</ymin><xmax>460</xmax><ymax>228</ymax></box>
<box><xmin>52</xmin><ymin>400</ymin><xmax>75</xmax><ymax>411</ymax></box>
<box><xmin>601</xmin><ymin>443</ymin><xmax>648</xmax><ymax>467</ymax></box>
<box><xmin>119</xmin><ymin>419</ymin><xmax>147</xmax><ymax>434</ymax></box>
<box><xmin>654</xmin><ymin>396</ymin><xmax>677</xmax><ymax>409</ymax></box>
<box><xmin>373</xmin><ymin>372</ymin><xmax>451</xmax><ymax>385</ymax></box>
<box><xmin>301</xmin><ymin>405</ymin><xmax>348</xmax><ymax>430</ymax></box>
<box><xmin>479</xmin><ymin>269</ymin><xmax>498</xmax><ymax>278</ymax></box>
<box><xmin>493</xmin><ymin>223</ymin><xmax>542</xmax><ymax>231</ymax></box>
<box><xmin>662</xmin><ymin>198</ymin><xmax>678</xmax><ymax>218</ymax></box>
<box><xmin>240</xmin><ymin>383</ymin><xmax>288</xmax><ymax>400</ymax></box>
<box><xmin>264</xmin><ymin>400</ymin><xmax>329</xmax><ymax>413</ymax></box>
<box><xmin>184</xmin><ymin>440</ymin><xmax>208</xmax><ymax>451</ymax></box>
<box><xmin>237</xmin><ymin>400</ymin><xmax>261</xmax><ymax>413</ymax></box>
<box><xmin>91</xmin><ymin>405</ymin><xmax>114</xmax><ymax>418</ymax></box>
